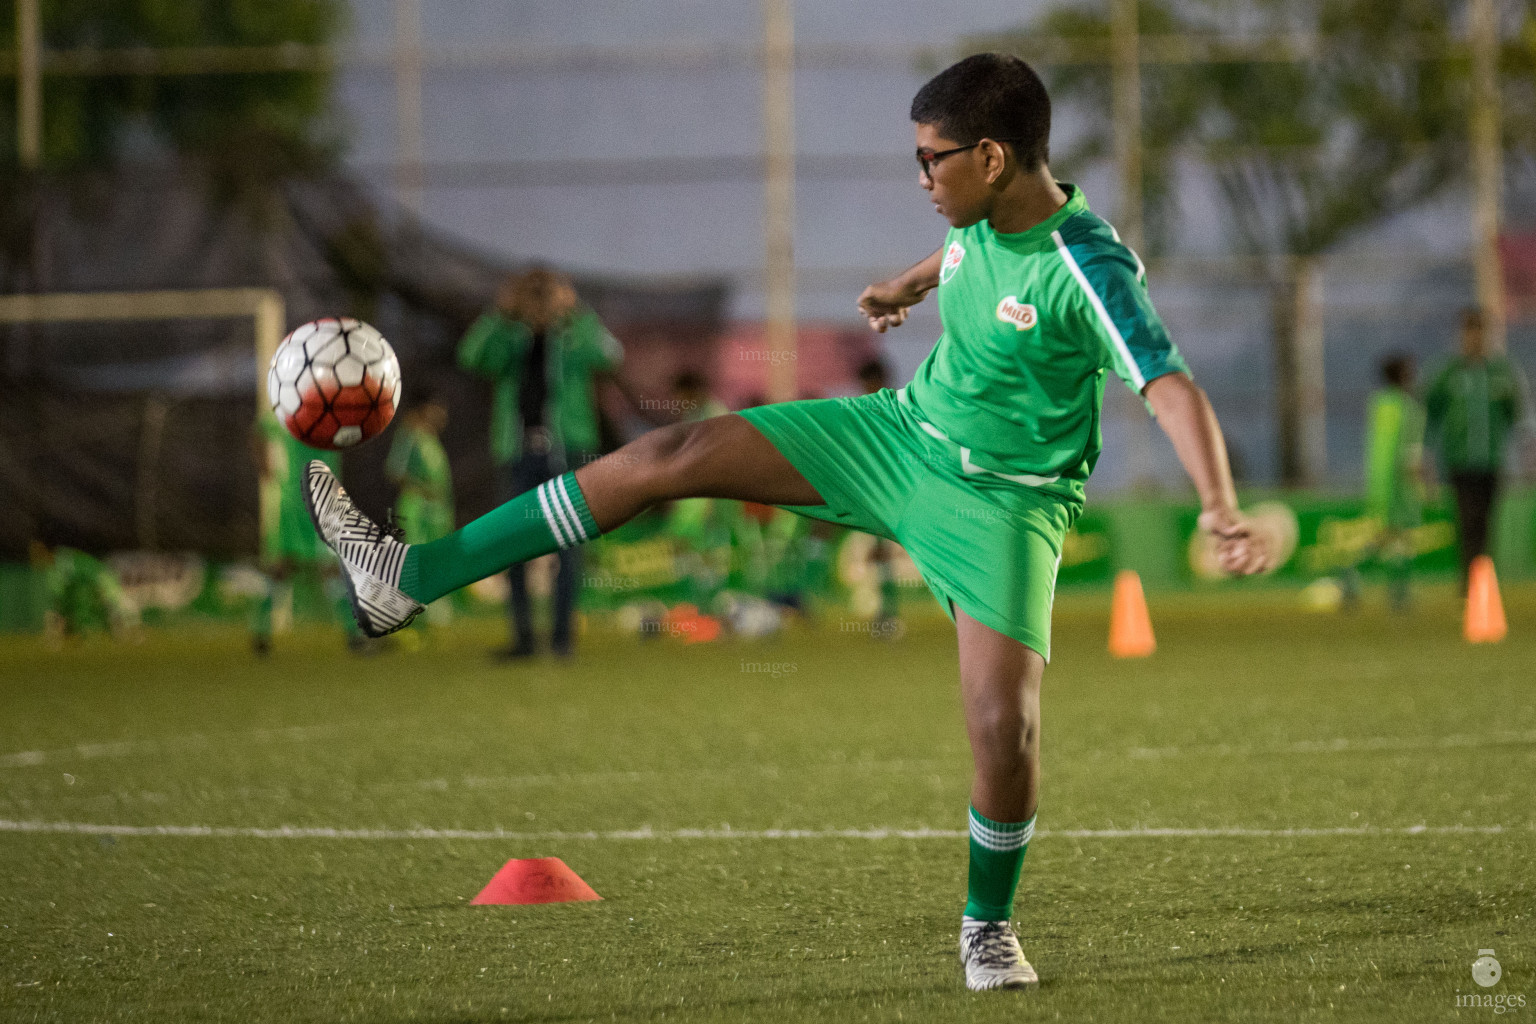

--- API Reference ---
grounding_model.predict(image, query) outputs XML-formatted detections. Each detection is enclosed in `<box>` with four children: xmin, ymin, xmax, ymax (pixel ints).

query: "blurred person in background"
<box><xmin>671</xmin><ymin>370</ymin><xmax>727</xmax><ymax>422</ymax></box>
<box><xmin>665</xmin><ymin>371</ymin><xmax>762</xmax><ymax>605</ymax></box>
<box><xmin>386</xmin><ymin>391</ymin><xmax>456</xmax><ymax>634</ymax></box>
<box><xmin>1359</xmin><ymin>352</ymin><xmax>1425</xmax><ymax>612</ymax></box>
<box><xmin>458</xmin><ymin>267</ymin><xmax>625</xmax><ymax>659</ymax></box>
<box><xmin>31</xmin><ymin>543</ymin><xmax>139</xmax><ymax>644</ymax></box>
<box><xmin>252</xmin><ymin>416</ymin><xmax>360</xmax><ymax>654</ymax></box>
<box><xmin>1425</xmin><ymin>308</ymin><xmax>1528</xmax><ymax>589</ymax></box>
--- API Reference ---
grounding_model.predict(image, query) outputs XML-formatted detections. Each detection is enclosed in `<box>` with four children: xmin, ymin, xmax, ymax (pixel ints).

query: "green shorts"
<box><xmin>738</xmin><ymin>388</ymin><xmax>1074</xmax><ymax>659</ymax></box>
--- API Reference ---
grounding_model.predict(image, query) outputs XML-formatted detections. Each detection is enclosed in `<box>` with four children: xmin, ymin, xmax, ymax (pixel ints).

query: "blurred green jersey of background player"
<box><xmin>30</xmin><ymin>543</ymin><xmax>138</xmax><ymax>642</ymax></box>
<box><xmin>458</xmin><ymin>268</ymin><xmax>624</xmax><ymax>660</ymax></box>
<box><xmin>386</xmin><ymin>394</ymin><xmax>456</xmax><ymax>631</ymax></box>
<box><xmin>1424</xmin><ymin>308</ymin><xmax>1531</xmax><ymax>589</ymax></box>
<box><xmin>1358</xmin><ymin>353</ymin><xmax>1426</xmax><ymax>612</ymax></box>
<box><xmin>252</xmin><ymin>414</ymin><xmax>356</xmax><ymax>654</ymax></box>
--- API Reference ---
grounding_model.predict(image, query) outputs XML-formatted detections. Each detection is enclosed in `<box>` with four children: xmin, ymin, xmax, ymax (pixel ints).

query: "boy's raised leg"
<box><xmin>573</xmin><ymin>413</ymin><xmax>822</xmax><ymax>529</ymax></box>
<box><xmin>305</xmin><ymin>415</ymin><xmax>822</xmax><ymax>637</ymax></box>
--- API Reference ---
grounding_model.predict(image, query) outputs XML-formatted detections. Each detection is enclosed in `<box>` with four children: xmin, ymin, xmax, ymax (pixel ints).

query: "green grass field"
<box><xmin>1</xmin><ymin>587</ymin><xmax>1532</xmax><ymax>1022</ymax></box>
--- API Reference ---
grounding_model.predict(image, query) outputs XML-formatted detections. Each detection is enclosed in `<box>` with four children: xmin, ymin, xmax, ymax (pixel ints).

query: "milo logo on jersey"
<box><xmin>940</xmin><ymin>241</ymin><xmax>966</xmax><ymax>283</ymax></box>
<box><xmin>995</xmin><ymin>296</ymin><xmax>1038</xmax><ymax>330</ymax></box>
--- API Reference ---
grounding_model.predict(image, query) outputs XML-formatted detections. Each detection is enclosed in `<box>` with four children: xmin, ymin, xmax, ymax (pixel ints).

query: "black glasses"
<box><xmin>915</xmin><ymin>138</ymin><xmax>1023</xmax><ymax>178</ymax></box>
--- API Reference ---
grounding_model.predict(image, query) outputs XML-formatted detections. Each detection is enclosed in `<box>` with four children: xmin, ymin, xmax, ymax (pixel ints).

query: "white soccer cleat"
<box><xmin>302</xmin><ymin>460</ymin><xmax>424</xmax><ymax>638</ymax></box>
<box><xmin>959</xmin><ymin>918</ymin><xmax>1039</xmax><ymax>992</ymax></box>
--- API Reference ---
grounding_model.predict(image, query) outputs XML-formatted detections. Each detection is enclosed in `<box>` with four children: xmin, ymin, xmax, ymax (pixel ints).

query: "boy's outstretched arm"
<box><xmin>1144</xmin><ymin>373</ymin><xmax>1272</xmax><ymax>576</ymax></box>
<box><xmin>859</xmin><ymin>247</ymin><xmax>943</xmax><ymax>332</ymax></box>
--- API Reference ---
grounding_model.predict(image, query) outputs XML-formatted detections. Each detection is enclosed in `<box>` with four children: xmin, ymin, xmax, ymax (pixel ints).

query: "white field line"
<box><xmin>1127</xmin><ymin>729</ymin><xmax>1536</xmax><ymax>760</ymax></box>
<box><xmin>0</xmin><ymin>763</ymin><xmax>959</xmax><ymax>811</ymax></box>
<box><xmin>0</xmin><ymin>819</ymin><xmax>1520</xmax><ymax>842</ymax></box>
<box><xmin>404</xmin><ymin>760</ymin><xmax>954</xmax><ymax>792</ymax></box>
<box><xmin>7</xmin><ymin>724</ymin><xmax>1532</xmax><ymax>774</ymax></box>
<box><xmin>0</xmin><ymin>721</ymin><xmax>409</xmax><ymax>769</ymax></box>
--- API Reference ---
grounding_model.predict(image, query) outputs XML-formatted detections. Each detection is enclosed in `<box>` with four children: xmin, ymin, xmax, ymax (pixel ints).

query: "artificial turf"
<box><xmin>1</xmin><ymin>586</ymin><xmax>1532</xmax><ymax>1022</ymax></box>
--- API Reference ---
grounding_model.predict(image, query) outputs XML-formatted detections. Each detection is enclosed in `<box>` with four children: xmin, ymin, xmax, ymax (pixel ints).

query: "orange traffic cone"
<box><xmin>1108</xmin><ymin>569</ymin><xmax>1156</xmax><ymax>658</ymax></box>
<box><xmin>1464</xmin><ymin>555</ymin><xmax>1507</xmax><ymax>644</ymax></box>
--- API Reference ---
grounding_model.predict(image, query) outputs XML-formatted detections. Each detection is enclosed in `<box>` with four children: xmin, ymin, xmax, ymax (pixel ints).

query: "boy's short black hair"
<box><xmin>909</xmin><ymin>53</ymin><xmax>1051</xmax><ymax>170</ymax></box>
<box><xmin>1379</xmin><ymin>352</ymin><xmax>1414</xmax><ymax>388</ymax></box>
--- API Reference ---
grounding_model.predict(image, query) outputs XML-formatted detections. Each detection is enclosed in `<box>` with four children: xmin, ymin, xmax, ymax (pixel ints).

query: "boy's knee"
<box><xmin>966</xmin><ymin>697</ymin><xmax>1035</xmax><ymax>757</ymax></box>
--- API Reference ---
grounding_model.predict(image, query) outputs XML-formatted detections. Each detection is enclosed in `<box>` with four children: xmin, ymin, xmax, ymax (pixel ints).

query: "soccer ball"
<box><xmin>267</xmin><ymin>318</ymin><xmax>401</xmax><ymax>450</ymax></box>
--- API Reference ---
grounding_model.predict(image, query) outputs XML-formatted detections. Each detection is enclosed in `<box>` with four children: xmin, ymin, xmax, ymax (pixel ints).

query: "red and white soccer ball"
<box><xmin>267</xmin><ymin>317</ymin><xmax>402</xmax><ymax>450</ymax></box>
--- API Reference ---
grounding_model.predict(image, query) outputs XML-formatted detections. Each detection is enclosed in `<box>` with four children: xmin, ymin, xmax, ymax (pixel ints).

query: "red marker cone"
<box><xmin>470</xmin><ymin>857</ymin><xmax>601</xmax><ymax>905</ymax></box>
<box><xmin>681</xmin><ymin>614</ymin><xmax>721</xmax><ymax>644</ymax></box>
<box><xmin>1464</xmin><ymin>555</ymin><xmax>1508</xmax><ymax>644</ymax></box>
<box><xmin>1108</xmin><ymin>570</ymin><xmax>1156</xmax><ymax>658</ymax></box>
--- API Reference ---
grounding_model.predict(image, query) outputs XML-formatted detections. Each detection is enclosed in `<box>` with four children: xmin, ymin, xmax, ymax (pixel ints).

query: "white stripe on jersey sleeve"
<box><xmin>1052</xmin><ymin>229</ymin><xmax>1145</xmax><ymax>392</ymax></box>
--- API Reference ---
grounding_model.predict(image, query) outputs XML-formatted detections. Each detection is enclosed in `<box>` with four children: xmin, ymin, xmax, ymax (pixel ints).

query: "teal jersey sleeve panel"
<box><xmin>1055</xmin><ymin>225</ymin><xmax>1188</xmax><ymax>395</ymax></box>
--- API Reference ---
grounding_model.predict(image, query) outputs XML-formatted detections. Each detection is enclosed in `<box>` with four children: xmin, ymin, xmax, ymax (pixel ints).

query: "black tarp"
<box><xmin>0</xmin><ymin>169</ymin><xmax>729</xmax><ymax>558</ymax></box>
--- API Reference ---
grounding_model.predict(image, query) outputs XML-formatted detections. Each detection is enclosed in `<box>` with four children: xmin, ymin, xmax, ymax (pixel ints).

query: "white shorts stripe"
<box><xmin>958</xmin><ymin>447</ymin><xmax>1059</xmax><ymax>487</ymax></box>
<box><xmin>536</xmin><ymin>482</ymin><xmax>572</xmax><ymax>548</ymax></box>
<box><xmin>895</xmin><ymin>388</ymin><xmax>1061</xmax><ymax>487</ymax></box>
<box><xmin>554</xmin><ymin>474</ymin><xmax>588</xmax><ymax>542</ymax></box>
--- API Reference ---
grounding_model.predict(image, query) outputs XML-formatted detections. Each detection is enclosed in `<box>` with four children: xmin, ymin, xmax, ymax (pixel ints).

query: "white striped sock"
<box><xmin>546</xmin><ymin>479</ymin><xmax>582</xmax><ymax>544</ymax></box>
<box><xmin>537</xmin><ymin>482</ymin><xmax>573</xmax><ymax>549</ymax></box>
<box><xmin>970</xmin><ymin>811</ymin><xmax>1035</xmax><ymax>852</ymax></box>
<box><xmin>554</xmin><ymin>474</ymin><xmax>589</xmax><ymax>542</ymax></box>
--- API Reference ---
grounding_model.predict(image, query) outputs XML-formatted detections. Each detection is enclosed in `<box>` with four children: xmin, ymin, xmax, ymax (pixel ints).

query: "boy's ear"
<box><xmin>981</xmin><ymin>140</ymin><xmax>1009</xmax><ymax>185</ymax></box>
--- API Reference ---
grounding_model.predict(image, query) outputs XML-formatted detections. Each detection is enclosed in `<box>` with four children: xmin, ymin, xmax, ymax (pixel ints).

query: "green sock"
<box><xmin>399</xmin><ymin>471</ymin><xmax>600</xmax><ymax>605</ymax></box>
<box><xmin>964</xmin><ymin>806</ymin><xmax>1035</xmax><ymax>921</ymax></box>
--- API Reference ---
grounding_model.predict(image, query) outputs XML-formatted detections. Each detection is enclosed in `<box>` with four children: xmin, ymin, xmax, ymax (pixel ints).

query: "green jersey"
<box><xmin>457</xmin><ymin>307</ymin><xmax>624</xmax><ymax>464</ymax></box>
<box><xmin>1364</xmin><ymin>387</ymin><xmax>1423</xmax><ymax>527</ymax></box>
<box><xmin>386</xmin><ymin>423</ymin><xmax>455</xmax><ymax>544</ymax></box>
<box><xmin>1424</xmin><ymin>355</ymin><xmax>1526</xmax><ymax>473</ymax></box>
<box><xmin>906</xmin><ymin>184</ymin><xmax>1187</xmax><ymax>508</ymax></box>
<box><xmin>260</xmin><ymin>415</ymin><xmax>339</xmax><ymax>563</ymax></box>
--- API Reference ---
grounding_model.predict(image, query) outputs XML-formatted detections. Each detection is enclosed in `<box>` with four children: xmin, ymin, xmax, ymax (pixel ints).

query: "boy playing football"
<box><xmin>304</xmin><ymin>53</ymin><xmax>1271</xmax><ymax>990</ymax></box>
